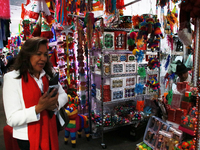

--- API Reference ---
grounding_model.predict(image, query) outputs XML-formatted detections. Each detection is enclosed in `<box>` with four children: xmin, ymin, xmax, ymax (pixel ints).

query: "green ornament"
<box><xmin>128</xmin><ymin>38</ymin><xmax>135</xmax><ymax>46</ymax></box>
<box><xmin>138</xmin><ymin>67</ymin><xmax>146</xmax><ymax>78</ymax></box>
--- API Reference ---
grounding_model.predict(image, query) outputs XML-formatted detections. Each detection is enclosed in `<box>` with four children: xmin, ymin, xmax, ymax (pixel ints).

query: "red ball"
<box><xmin>130</xmin><ymin>32</ymin><xmax>137</xmax><ymax>39</ymax></box>
<box><xmin>182</xmin><ymin>142</ymin><xmax>190</xmax><ymax>149</ymax></box>
<box><xmin>189</xmin><ymin>145</ymin><xmax>195</xmax><ymax>150</ymax></box>
<box><xmin>178</xmin><ymin>145</ymin><xmax>182</xmax><ymax>149</ymax></box>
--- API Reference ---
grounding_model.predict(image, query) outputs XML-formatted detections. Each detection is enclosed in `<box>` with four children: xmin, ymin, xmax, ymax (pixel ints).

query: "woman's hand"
<box><xmin>35</xmin><ymin>89</ymin><xmax>58</xmax><ymax>114</ymax></box>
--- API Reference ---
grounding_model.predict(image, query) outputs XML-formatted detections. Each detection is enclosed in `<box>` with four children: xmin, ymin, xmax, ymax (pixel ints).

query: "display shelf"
<box><xmin>146</xmin><ymin>70</ymin><xmax>159</xmax><ymax>75</ymax></box>
<box><xmin>90</xmin><ymin>24</ymin><xmax>160</xmax><ymax>148</ymax></box>
<box><xmin>166</xmin><ymin>120</ymin><xmax>180</xmax><ymax>129</ymax></box>
<box><xmin>178</xmin><ymin>126</ymin><xmax>195</xmax><ymax>136</ymax></box>
<box><xmin>103</xmin><ymin>49</ymin><xmax>133</xmax><ymax>53</ymax></box>
<box><xmin>171</xmin><ymin>51</ymin><xmax>184</xmax><ymax>56</ymax></box>
<box><xmin>94</xmin><ymin>94</ymin><xmax>155</xmax><ymax>105</ymax></box>
<box><xmin>104</xmin><ymin>27</ymin><xmax>134</xmax><ymax>32</ymax></box>
<box><xmin>92</xmin><ymin>71</ymin><xmax>137</xmax><ymax>78</ymax></box>
<box><xmin>94</xmin><ymin>97</ymin><xmax>135</xmax><ymax>104</ymax></box>
<box><xmin>103</xmin><ymin>122</ymin><xmax>135</xmax><ymax>132</ymax></box>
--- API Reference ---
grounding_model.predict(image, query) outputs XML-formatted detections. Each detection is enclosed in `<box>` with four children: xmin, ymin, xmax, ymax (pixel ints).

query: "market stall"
<box><xmin>4</xmin><ymin>0</ymin><xmax>200</xmax><ymax>149</ymax></box>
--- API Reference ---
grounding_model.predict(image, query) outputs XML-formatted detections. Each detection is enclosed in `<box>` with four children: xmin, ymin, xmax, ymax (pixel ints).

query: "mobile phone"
<box><xmin>48</xmin><ymin>72</ymin><xmax>59</xmax><ymax>97</ymax></box>
<box><xmin>48</xmin><ymin>85</ymin><xmax>59</xmax><ymax>97</ymax></box>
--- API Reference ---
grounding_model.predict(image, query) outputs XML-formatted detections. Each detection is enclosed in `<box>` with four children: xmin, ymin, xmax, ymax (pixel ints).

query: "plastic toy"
<box><xmin>64</xmin><ymin>95</ymin><xmax>90</xmax><ymax>148</ymax></box>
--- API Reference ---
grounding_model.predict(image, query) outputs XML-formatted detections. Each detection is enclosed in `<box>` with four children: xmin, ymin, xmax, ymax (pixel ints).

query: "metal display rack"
<box><xmin>90</xmin><ymin>25</ymin><xmax>160</xmax><ymax>149</ymax></box>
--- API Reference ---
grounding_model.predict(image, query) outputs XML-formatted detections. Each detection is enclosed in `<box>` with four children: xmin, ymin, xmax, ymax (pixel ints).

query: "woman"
<box><xmin>3</xmin><ymin>37</ymin><xmax>68</xmax><ymax>150</ymax></box>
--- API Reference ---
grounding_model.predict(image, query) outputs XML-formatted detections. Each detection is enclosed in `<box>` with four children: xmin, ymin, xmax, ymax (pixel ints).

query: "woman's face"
<box><xmin>30</xmin><ymin>44</ymin><xmax>48</xmax><ymax>77</ymax></box>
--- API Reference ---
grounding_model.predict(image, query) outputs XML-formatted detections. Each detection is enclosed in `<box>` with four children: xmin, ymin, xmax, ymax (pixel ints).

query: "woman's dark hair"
<box><xmin>13</xmin><ymin>37</ymin><xmax>54</xmax><ymax>82</ymax></box>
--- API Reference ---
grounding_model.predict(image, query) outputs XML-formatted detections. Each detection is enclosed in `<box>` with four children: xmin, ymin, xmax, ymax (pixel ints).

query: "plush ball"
<box><xmin>128</xmin><ymin>38</ymin><xmax>135</xmax><ymax>46</ymax></box>
<box><xmin>130</xmin><ymin>32</ymin><xmax>137</xmax><ymax>39</ymax></box>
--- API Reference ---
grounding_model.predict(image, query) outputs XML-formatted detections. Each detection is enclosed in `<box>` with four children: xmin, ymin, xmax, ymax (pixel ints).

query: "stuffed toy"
<box><xmin>64</xmin><ymin>95</ymin><xmax>90</xmax><ymax>148</ymax></box>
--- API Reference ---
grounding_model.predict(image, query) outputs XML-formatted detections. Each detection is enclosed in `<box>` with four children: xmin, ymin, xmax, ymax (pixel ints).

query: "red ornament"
<box><xmin>189</xmin><ymin>145</ymin><xmax>195</xmax><ymax>150</ymax></box>
<box><xmin>182</xmin><ymin>142</ymin><xmax>190</xmax><ymax>149</ymax></box>
<box><xmin>130</xmin><ymin>32</ymin><xmax>137</xmax><ymax>39</ymax></box>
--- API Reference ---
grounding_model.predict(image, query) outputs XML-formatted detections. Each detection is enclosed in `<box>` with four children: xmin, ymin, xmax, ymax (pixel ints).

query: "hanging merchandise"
<box><xmin>137</xmin><ymin>20</ymin><xmax>147</xmax><ymax>40</ymax></box>
<box><xmin>0</xmin><ymin>0</ymin><xmax>10</xmax><ymax>19</ymax></box>
<box><xmin>172</xmin><ymin>0</ymin><xmax>179</xmax><ymax>3</ymax></box>
<box><xmin>84</xmin><ymin>12</ymin><xmax>95</xmax><ymax>50</ymax></box>
<box><xmin>131</xmin><ymin>15</ymin><xmax>143</xmax><ymax>29</ymax></box>
<box><xmin>158</xmin><ymin>0</ymin><xmax>168</xmax><ymax>8</ymax></box>
<box><xmin>146</xmin><ymin>76</ymin><xmax>160</xmax><ymax>91</ymax></box>
<box><xmin>135</xmin><ymin>50</ymin><xmax>144</xmax><ymax>63</ymax></box>
<box><xmin>178</xmin><ymin>1</ymin><xmax>192</xmax><ymax>46</ymax></box>
<box><xmin>164</xmin><ymin>54</ymin><xmax>170</xmax><ymax>71</ymax></box>
<box><xmin>40</xmin><ymin>12</ymin><xmax>53</xmax><ymax>39</ymax></box>
<box><xmin>135</xmin><ymin>83</ymin><xmax>144</xmax><ymax>95</ymax></box>
<box><xmin>147</xmin><ymin>57</ymin><xmax>161</xmax><ymax>70</ymax></box>
<box><xmin>147</xmin><ymin>19</ymin><xmax>163</xmax><ymax>52</ymax></box>
<box><xmin>146</xmin><ymin>17</ymin><xmax>154</xmax><ymax>34</ymax></box>
<box><xmin>49</xmin><ymin>47</ymin><xmax>59</xmax><ymax>67</ymax></box>
<box><xmin>76</xmin><ymin>18</ymin><xmax>86</xmax><ymax>106</ymax></box>
<box><xmin>166</xmin><ymin>6</ymin><xmax>178</xmax><ymax>34</ymax></box>
<box><xmin>61</xmin><ymin>25</ymin><xmax>73</xmax><ymax>85</ymax></box>
<box><xmin>21</xmin><ymin>0</ymin><xmax>53</xmax><ymax>24</ymax></box>
<box><xmin>167</xmin><ymin>34</ymin><xmax>173</xmax><ymax>50</ymax></box>
<box><xmin>22</xmin><ymin>19</ymin><xmax>31</xmax><ymax>40</ymax></box>
<box><xmin>137</xmin><ymin>67</ymin><xmax>146</xmax><ymax>78</ymax></box>
<box><xmin>32</xmin><ymin>14</ymin><xmax>42</xmax><ymax>37</ymax></box>
<box><xmin>127</xmin><ymin>30</ymin><xmax>137</xmax><ymax>51</ymax></box>
<box><xmin>173</xmin><ymin>34</ymin><xmax>183</xmax><ymax>52</ymax></box>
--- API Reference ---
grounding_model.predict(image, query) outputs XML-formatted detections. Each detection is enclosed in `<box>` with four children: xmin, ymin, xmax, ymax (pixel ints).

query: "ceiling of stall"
<box><xmin>10</xmin><ymin>0</ymin><xmax>26</xmax><ymax>6</ymax></box>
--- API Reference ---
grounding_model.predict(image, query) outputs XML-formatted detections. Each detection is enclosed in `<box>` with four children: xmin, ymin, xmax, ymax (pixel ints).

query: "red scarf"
<box><xmin>22</xmin><ymin>72</ymin><xmax>59</xmax><ymax>150</ymax></box>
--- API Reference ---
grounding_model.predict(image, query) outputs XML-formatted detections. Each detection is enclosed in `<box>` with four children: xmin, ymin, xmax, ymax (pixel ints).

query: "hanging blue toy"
<box><xmin>135</xmin><ymin>50</ymin><xmax>144</xmax><ymax>63</ymax></box>
<box><xmin>134</xmin><ymin>83</ymin><xmax>144</xmax><ymax>94</ymax></box>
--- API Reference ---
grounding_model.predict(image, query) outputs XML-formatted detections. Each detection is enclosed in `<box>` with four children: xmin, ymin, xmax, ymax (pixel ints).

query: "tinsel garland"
<box><xmin>84</xmin><ymin>13</ymin><xmax>95</xmax><ymax>50</ymax></box>
<box><xmin>76</xmin><ymin>18</ymin><xmax>86</xmax><ymax>105</ymax></box>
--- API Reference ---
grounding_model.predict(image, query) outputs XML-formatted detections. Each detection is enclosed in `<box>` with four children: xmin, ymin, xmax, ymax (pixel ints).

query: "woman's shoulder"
<box><xmin>4</xmin><ymin>70</ymin><xmax>20</xmax><ymax>79</ymax></box>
